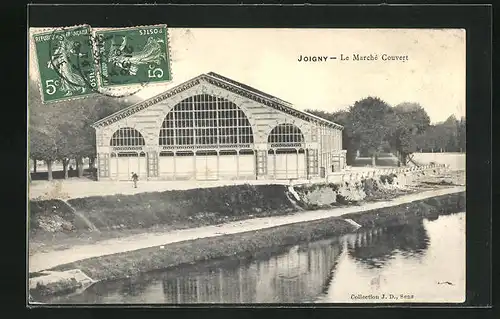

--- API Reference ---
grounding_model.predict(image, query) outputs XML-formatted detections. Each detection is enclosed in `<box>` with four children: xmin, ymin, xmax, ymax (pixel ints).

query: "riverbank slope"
<box><xmin>30</xmin><ymin>188</ymin><xmax>465</xmax><ymax>299</ymax></box>
<box><xmin>28</xmin><ymin>168</ymin><xmax>465</xmax><ymax>297</ymax></box>
<box><xmin>29</xmin><ymin>168</ymin><xmax>464</xmax><ymax>257</ymax></box>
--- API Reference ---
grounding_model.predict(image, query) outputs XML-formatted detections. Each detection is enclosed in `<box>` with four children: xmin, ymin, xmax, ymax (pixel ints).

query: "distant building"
<box><xmin>91</xmin><ymin>72</ymin><xmax>346</xmax><ymax>181</ymax></box>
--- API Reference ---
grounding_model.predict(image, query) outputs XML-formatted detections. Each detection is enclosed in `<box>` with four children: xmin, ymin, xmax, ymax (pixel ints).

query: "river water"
<box><xmin>41</xmin><ymin>212</ymin><xmax>465</xmax><ymax>304</ymax></box>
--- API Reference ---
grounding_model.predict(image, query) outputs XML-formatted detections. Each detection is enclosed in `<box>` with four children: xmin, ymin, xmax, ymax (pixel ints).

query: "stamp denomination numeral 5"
<box><xmin>34</xmin><ymin>25</ymin><xmax>96</xmax><ymax>103</ymax></box>
<box><xmin>45</xmin><ymin>79</ymin><xmax>59</xmax><ymax>95</ymax></box>
<box><xmin>148</xmin><ymin>65</ymin><xmax>164</xmax><ymax>79</ymax></box>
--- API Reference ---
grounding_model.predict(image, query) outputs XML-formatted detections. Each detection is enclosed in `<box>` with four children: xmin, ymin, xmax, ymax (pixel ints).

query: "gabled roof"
<box><xmin>206</xmin><ymin>72</ymin><xmax>293</xmax><ymax>106</ymax></box>
<box><xmin>91</xmin><ymin>72</ymin><xmax>343</xmax><ymax>130</ymax></box>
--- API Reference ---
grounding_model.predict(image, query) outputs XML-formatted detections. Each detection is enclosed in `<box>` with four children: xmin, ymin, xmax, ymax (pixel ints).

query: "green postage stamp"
<box><xmin>94</xmin><ymin>25</ymin><xmax>172</xmax><ymax>88</ymax></box>
<box><xmin>31</xmin><ymin>24</ymin><xmax>172</xmax><ymax>103</ymax></box>
<box><xmin>33</xmin><ymin>25</ymin><xmax>98</xmax><ymax>103</ymax></box>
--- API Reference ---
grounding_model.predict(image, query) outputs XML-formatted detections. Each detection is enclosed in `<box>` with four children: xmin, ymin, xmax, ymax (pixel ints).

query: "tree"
<box><xmin>77</xmin><ymin>96</ymin><xmax>130</xmax><ymax>175</ymax></box>
<box><xmin>348</xmin><ymin>97</ymin><xmax>394</xmax><ymax>167</ymax></box>
<box><xmin>55</xmin><ymin>100</ymin><xmax>94</xmax><ymax>178</ymax></box>
<box><xmin>414</xmin><ymin>114</ymin><xmax>464</xmax><ymax>153</ymax></box>
<box><xmin>442</xmin><ymin>115</ymin><xmax>459</xmax><ymax>152</ymax></box>
<box><xmin>307</xmin><ymin>98</ymin><xmax>462</xmax><ymax>164</ymax></box>
<box><xmin>29</xmin><ymin>83</ymin><xmax>77</xmax><ymax>180</ymax></box>
<box><xmin>391</xmin><ymin>103</ymin><xmax>431</xmax><ymax>165</ymax></box>
<box><xmin>57</xmin><ymin>120</ymin><xmax>83</xmax><ymax>179</ymax></box>
<box><xmin>49</xmin><ymin>96</ymin><xmax>129</xmax><ymax>178</ymax></box>
<box><xmin>28</xmin><ymin>160</ymin><xmax>32</xmax><ymax>184</ymax></box>
<box><xmin>457</xmin><ymin>117</ymin><xmax>466</xmax><ymax>152</ymax></box>
<box><xmin>28</xmin><ymin>79</ymin><xmax>131</xmax><ymax>180</ymax></box>
<box><xmin>29</xmin><ymin>80</ymin><xmax>60</xmax><ymax>181</ymax></box>
<box><xmin>29</xmin><ymin>124</ymin><xmax>60</xmax><ymax>181</ymax></box>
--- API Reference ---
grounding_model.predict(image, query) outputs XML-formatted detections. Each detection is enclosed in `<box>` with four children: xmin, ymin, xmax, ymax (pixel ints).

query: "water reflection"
<box><xmin>39</xmin><ymin>213</ymin><xmax>465</xmax><ymax>304</ymax></box>
<box><xmin>345</xmin><ymin>219</ymin><xmax>430</xmax><ymax>268</ymax></box>
<box><xmin>320</xmin><ymin>213</ymin><xmax>465</xmax><ymax>303</ymax></box>
<box><xmin>43</xmin><ymin>238</ymin><xmax>344</xmax><ymax>304</ymax></box>
<box><xmin>142</xmin><ymin>238</ymin><xmax>344</xmax><ymax>303</ymax></box>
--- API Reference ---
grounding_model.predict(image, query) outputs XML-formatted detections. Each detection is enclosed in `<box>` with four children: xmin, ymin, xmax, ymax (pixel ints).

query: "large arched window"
<box><xmin>110</xmin><ymin>127</ymin><xmax>146</xmax><ymax>146</ymax></box>
<box><xmin>268</xmin><ymin>123</ymin><xmax>304</xmax><ymax>143</ymax></box>
<box><xmin>159</xmin><ymin>94</ymin><xmax>254</xmax><ymax>146</ymax></box>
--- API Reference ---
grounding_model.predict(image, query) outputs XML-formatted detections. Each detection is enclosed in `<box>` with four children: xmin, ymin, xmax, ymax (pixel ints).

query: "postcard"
<box><xmin>28</xmin><ymin>25</ymin><xmax>467</xmax><ymax>305</ymax></box>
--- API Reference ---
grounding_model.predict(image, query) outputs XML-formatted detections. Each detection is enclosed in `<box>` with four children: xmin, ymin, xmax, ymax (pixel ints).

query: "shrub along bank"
<box><xmin>292</xmin><ymin>174</ymin><xmax>411</xmax><ymax>209</ymax></box>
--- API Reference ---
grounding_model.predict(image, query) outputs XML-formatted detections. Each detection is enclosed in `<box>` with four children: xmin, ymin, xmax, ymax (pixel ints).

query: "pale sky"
<box><xmin>29</xmin><ymin>28</ymin><xmax>465</xmax><ymax>123</ymax></box>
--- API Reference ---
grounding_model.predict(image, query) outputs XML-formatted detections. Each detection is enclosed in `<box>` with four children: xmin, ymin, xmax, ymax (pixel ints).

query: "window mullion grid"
<box><xmin>172</xmin><ymin>108</ymin><xmax>177</xmax><ymax>146</ymax></box>
<box><xmin>216</xmin><ymin>97</ymin><xmax>220</xmax><ymax>147</ymax></box>
<box><xmin>192</xmin><ymin>96</ymin><xmax>196</xmax><ymax>146</ymax></box>
<box><xmin>236</xmin><ymin>108</ymin><xmax>240</xmax><ymax>145</ymax></box>
<box><xmin>194</xmin><ymin>95</ymin><xmax>198</xmax><ymax>145</ymax></box>
<box><xmin>110</xmin><ymin>128</ymin><xmax>145</xmax><ymax>147</ymax></box>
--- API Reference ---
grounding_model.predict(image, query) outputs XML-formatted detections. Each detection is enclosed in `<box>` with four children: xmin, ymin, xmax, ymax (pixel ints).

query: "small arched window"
<box><xmin>268</xmin><ymin>124</ymin><xmax>304</xmax><ymax>143</ymax></box>
<box><xmin>110</xmin><ymin>127</ymin><xmax>145</xmax><ymax>146</ymax></box>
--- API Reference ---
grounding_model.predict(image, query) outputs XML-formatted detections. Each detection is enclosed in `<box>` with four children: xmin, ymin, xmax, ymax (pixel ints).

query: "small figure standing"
<box><xmin>131</xmin><ymin>172</ymin><xmax>139</xmax><ymax>188</ymax></box>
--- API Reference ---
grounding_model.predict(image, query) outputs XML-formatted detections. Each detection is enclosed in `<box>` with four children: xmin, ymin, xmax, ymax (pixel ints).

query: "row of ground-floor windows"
<box><xmin>99</xmin><ymin>148</ymin><xmax>327</xmax><ymax>181</ymax></box>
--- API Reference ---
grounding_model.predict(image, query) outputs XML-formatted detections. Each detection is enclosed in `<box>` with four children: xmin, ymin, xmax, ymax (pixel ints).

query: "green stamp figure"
<box><xmin>33</xmin><ymin>25</ymin><xmax>98</xmax><ymax>103</ymax></box>
<box><xmin>95</xmin><ymin>25</ymin><xmax>172</xmax><ymax>87</ymax></box>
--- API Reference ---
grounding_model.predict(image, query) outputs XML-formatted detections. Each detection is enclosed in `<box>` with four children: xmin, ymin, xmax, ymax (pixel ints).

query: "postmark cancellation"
<box><xmin>93</xmin><ymin>25</ymin><xmax>172</xmax><ymax>89</ymax></box>
<box><xmin>32</xmin><ymin>25</ymin><xmax>98</xmax><ymax>103</ymax></box>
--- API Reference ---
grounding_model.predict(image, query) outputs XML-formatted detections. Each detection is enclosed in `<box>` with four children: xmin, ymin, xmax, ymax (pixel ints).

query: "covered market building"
<box><xmin>91</xmin><ymin>72</ymin><xmax>346</xmax><ymax>181</ymax></box>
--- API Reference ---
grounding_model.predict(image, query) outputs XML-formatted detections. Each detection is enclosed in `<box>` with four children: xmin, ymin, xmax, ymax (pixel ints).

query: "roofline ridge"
<box><xmin>204</xmin><ymin>72</ymin><xmax>342</xmax><ymax>129</ymax></box>
<box><xmin>91</xmin><ymin>74</ymin><xmax>205</xmax><ymax>128</ymax></box>
<box><xmin>92</xmin><ymin>72</ymin><xmax>343</xmax><ymax>130</ymax></box>
<box><xmin>206</xmin><ymin>71</ymin><xmax>294</xmax><ymax>106</ymax></box>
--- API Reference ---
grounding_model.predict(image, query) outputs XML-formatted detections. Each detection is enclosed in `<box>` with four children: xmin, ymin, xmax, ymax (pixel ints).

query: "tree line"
<box><xmin>306</xmin><ymin>97</ymin><xmax>466</xmax><ymax>166</ymax></box>
<box><xmin>28</xmin><ymin>80</ymin><xmax>137</xmax><ymax>181</ymax></box>
<box><xmin>29</xmin><ymin>83</ymin><xmax>465</xmax><ymax>181</ymax></box>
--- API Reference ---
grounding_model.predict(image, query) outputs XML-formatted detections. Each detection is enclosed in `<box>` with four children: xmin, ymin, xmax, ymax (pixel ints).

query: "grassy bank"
<box><xmin>29</xmin><ymin>169</ymin><xmax>465</xmax><ymax>254</ymax></box>
<box><xmin>29</xmin><ymin>184</ymin><xmax>296</xmax><ymax>239</ymax></box>
<box><xmin>28</xmin><ymin>182</ymin><xmax>389</xmax><ymax>240</ymax></box>
<box><xmin>47</xmin><ymin>191</ymin><xmax>465</xmax><ymax>283</ymax></box>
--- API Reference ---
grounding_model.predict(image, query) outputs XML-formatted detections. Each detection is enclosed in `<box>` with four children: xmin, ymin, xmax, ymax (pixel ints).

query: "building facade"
<box><xmin>92</xmin><ymin>72</ymin><xmax>346</xmax><ymax>181</ymax></box>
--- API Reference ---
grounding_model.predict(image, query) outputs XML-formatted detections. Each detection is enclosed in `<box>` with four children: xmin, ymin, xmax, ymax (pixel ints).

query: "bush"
<box><xmin>29</xmin><ymin>200</ymin><xmax>76</xmax><ymax>234</ymax></box>
<box><xmin>380</xmin><ymin>173</ymin><xmax>398</xmax><ymax>184</ymax></box>
<box><xmin>361</xmin><ymin>178</ymin><xmax>380</xmax><ymax>196</ymax></box>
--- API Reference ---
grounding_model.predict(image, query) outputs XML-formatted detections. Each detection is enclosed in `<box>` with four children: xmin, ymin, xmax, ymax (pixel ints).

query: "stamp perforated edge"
<box><xmin>91</xmin><ymin>24</ymin><xmax>174</xmax><ymax>93</ymax></box>
<box><xmin>30</xmin><ymin>25</ymin><xmax>100</xmax><ymax>105</ymax></box>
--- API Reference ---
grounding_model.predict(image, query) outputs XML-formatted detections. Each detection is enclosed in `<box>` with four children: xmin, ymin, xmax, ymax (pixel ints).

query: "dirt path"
<box><xmin>29</xmin><ymin>165</ymin><xmax>447</xmax><ymax>200</ymax></box>
<box><xmin>28</xmin><ymin>186</ymin><xmax>465</xmax><ymax>273</ymax></box>
<box><xmin>28</xmin><ymin>179</ymin><xmax>308</xmax><ymax>200</ymax></box>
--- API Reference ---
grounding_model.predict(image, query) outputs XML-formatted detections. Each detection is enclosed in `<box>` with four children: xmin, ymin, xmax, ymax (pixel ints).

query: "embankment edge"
<box><xmin>34</xmin><ymin>190</ymin><xmax>465</xmax><ymax>297</ymax></box>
